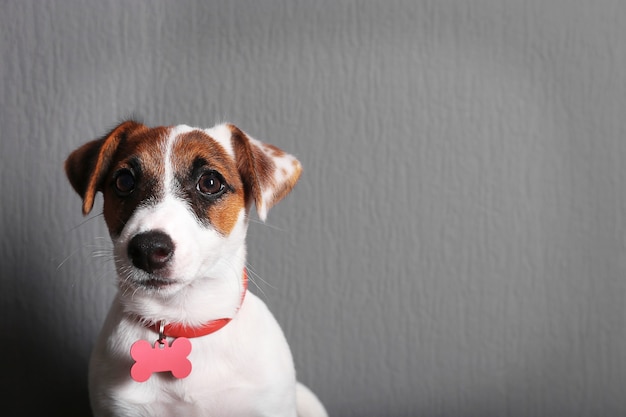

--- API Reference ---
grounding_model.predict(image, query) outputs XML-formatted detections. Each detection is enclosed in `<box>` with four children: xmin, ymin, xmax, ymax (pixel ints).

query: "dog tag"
<box><xmin>130</xmin><ymin>337</ymin><xmax>192</xmax><ymax>382</ymax></box>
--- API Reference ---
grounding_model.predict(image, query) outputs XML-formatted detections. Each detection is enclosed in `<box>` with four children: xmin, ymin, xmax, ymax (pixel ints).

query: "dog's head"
<box><xmin>65</xmin><ymin>121</ymin><xmax>300</xmax><ymax>306</ymax></box>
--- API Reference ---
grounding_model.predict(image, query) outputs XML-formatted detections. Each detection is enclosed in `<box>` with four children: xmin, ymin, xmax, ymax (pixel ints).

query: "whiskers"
<box><xmin>57</xmin><ymin>227</ymin><xmax>117</xmax><ymax>288</ymax></box>
<box><xmin>57</xmin><ymin>215</ymin><xmax>106</xmax><ymax>270</ymax></box>
<box><xmin>55</xmin><ymin>247</ymin><xmax>83</xmax><ymax>271</ymax></box>
<box><xmin>247</xmin><ymin>217</ymin><xmax>287</xmax><ymax>232</ymax></box>
<box><xmin>116</xmin><ymin>263</ymin><xmax>144</xmax><ymax>299</ymax></box>
<box><xmin>69</xmin><ymin>212</ymin><xmax>105</xmax><ymax>232</ymax></box>
<box><xmin>243</xmin><ymin>217</ymin><xmax>296</xmax><ymax>299</ymax></box>
<box><xmin>245</xmin><ymin>264</ymin><xmax>278</xmax><ymax>301</ymax></box>
<box><xmin>90</xmin><ymin>237</ymin><xmax>115</xmax><ymax>262</ymax></box>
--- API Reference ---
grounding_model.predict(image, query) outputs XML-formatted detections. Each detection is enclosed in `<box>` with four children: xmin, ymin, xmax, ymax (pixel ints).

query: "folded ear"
<box><xmin>229</xmin><ymin>125</ymin><xmax>302</xmax><ymax>221</ymax></box>
<box><xmin>65</xmin><ymin>120</ymin><xmax>145</xmax><ymax>215</ymax></box>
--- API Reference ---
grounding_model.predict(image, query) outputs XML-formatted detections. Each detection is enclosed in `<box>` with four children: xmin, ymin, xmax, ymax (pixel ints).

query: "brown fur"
<box><xmin>228</xmin><ymin>124</ymin><xmax>301</xmax><ymax>215</ymax></box>
<box><xmin>66</xmin><ymin>121</ymin><xmax>300</xmax><ymax>237</ymax></box>
<box><xmin>172</xmin><ymin>130</ymin><xmax>245</xmax><ymax>236</ymax></box>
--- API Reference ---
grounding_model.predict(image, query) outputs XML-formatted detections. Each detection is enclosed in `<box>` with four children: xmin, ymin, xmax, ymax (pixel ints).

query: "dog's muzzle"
<box><xmin>127</xmin><ymin>231</ymin><xmax>175</xmax><ymax>274</ymax></box>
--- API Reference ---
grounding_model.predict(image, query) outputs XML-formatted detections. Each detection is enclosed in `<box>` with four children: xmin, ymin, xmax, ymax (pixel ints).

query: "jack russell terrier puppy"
<box><xmin>65</xmin><ymin>120</ymin><xmax>327</xmax><ymax>417</ymax></box>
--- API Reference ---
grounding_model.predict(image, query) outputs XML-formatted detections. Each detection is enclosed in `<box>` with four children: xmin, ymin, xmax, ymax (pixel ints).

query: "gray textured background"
<box><xmin>2</xmin><ymin>1</ymin><xmax>626</xmax><ymax>416</ymax></box>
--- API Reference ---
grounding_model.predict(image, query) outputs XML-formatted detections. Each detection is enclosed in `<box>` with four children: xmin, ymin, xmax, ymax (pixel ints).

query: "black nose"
<box><xmin>127</xmin><ymin>231</ymin><xmax>175</xmax><ymax>273</ymax></box>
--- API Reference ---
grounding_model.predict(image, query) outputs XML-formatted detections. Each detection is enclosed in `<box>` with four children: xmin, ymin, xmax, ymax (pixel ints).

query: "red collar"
<box><xmin>146</xmin><ymin>269</ymin><xmax>248</xmax><ymax>339</ymax></box>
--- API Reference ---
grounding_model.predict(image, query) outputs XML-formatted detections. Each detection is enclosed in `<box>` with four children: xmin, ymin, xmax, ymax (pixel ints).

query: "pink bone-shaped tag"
<box><xmin>130</xmin><ymin>337</ymin><xmax>192</xmax><ymax>382</ymax></box>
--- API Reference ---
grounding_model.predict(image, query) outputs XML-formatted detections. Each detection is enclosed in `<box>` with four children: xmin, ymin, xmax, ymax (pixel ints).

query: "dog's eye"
<box><xmin>113</xmin><ymin>170</ymin><xmax>135</xmax><ymax>196</ymax></box>
<box><xmin>197</xmin><ymin>172</ymin><xmax>225</xmax><ymax>196</ymax></box>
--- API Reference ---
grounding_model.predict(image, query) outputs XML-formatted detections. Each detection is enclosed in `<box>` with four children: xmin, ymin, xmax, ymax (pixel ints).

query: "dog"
<box><xmin>65</xmin><ymin>120</ymin><xmax>327</xmax><ymax>417</ymax></box>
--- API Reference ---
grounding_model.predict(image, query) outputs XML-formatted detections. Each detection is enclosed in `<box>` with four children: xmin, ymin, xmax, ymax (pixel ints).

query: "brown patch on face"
<box><xmin>170</xmin><ymin>130</ymin><xmax>245</xmax><ymax>236</ymax></box>
<box><xmin>101</xmin><ymin>126</ymin><xmax>171</xmax><ymax>237</ymax></box>
<box><xmin>65</xmin><ymin>120</ymin><xmax>173</xmax><ymax>237</ymax></box>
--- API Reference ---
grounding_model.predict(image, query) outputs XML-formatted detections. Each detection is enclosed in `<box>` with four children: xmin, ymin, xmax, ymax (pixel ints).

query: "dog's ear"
<box><xmin>65</xmin><ymin>120</ymin><xmax>145</xmax><ymax>215</ymax></box>
<box><xmin>229</xmin><ymin>125</ymin><xmax>302</xmax><ymax>221</ymax></box>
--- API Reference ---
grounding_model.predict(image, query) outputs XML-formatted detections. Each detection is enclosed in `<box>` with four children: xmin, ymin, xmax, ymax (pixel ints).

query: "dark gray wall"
<box><xmin>2</xmin><ymin>1</ymin><xmax>626</xmax><ymax>416</ymax></box>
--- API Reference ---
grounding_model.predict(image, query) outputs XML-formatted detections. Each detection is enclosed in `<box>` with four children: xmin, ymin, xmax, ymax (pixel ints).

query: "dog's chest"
<box><xmin>91</xmin><ymin>293</ymin><xmax>298</xmax><ymax>416</ymax></box>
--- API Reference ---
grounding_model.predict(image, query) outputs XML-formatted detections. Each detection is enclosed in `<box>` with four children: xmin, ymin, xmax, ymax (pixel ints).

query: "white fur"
<box><xmin>87</xmin><ymin>125</ymin><xmax>327</xmax><ymax>417</ymax></box>
<box><xmin>111</xmin><ymin>194</ymin><xmax>247</xmax><ymax>325</ymax></box>
<box><xmin>204</xmin><ymin>124</ymin><xmax>236</xmax><ymax>158</ymax></box>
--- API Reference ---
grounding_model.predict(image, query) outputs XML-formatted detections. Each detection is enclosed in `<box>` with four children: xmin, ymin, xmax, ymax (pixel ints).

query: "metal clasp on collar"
<box><xmin>158</xmin><ymin>320</ymin><xmax>166</xmax><ymax>346</ymax></box>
